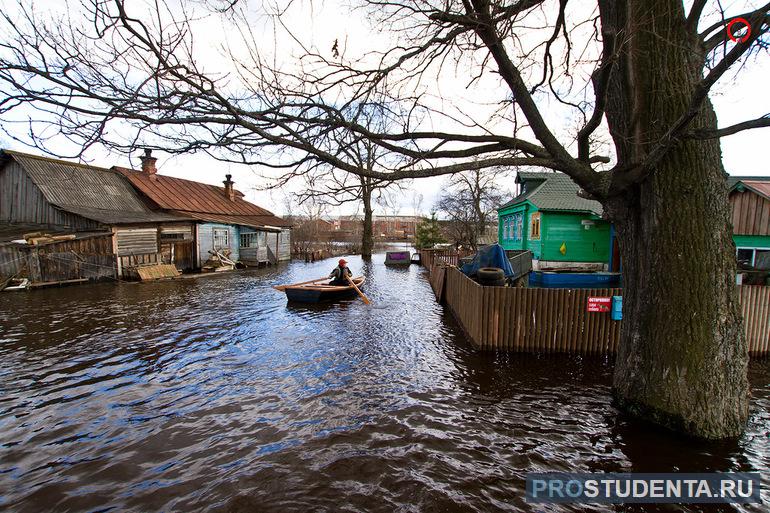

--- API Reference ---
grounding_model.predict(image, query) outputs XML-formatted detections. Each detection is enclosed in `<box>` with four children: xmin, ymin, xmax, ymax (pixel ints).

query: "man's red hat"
<box><xmin>339</xmin><ymin>258</ymin><xmax>347</xmax><ymax>265</ymax></box>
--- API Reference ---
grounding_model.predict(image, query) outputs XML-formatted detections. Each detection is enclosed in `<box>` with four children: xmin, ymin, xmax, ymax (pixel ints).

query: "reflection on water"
<box><xmin>0</xmin><ymin>253</ymin><xmax>767</xmax><ymax>512</ymax></box>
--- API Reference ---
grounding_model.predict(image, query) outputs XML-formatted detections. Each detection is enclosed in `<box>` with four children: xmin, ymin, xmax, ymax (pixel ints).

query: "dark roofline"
<box><xmin>2</xmin><ymin>149</ymin><xmax>114</xmax><ymax>173</ymax></box>
<box><xmin>730</xmin><ymin>181</ymin><xmax>770</xmax><ymax>202</ymax></box>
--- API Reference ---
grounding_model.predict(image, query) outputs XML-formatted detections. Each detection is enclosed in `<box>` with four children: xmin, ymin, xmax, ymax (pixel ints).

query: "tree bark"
<box><xmin>601</xmin><ymin>0</ymin><xmax>749</xmax><ymax>439</ymax></box>
<box><xmin>361</xmin><ymin>181</ymin><xmax>374</xmax><ymax>260</ymax></box>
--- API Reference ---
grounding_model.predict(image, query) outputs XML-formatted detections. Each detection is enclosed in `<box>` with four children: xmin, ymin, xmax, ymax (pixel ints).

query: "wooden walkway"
<box><xmin>424</xmin><ymin>257</ymin><xmax>769</xmax><ymax>357</ymax></box>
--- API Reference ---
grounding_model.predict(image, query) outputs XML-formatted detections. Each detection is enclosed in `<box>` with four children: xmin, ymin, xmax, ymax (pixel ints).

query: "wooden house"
<box><xmin>728</xmin><ymin>176</ymin><xmax>770</xmax><ymax>270</ymax></box>
<box><xmin>114</xmin><ymin>150</ymin><xmax>291</xmax><ymax>267</ymax></box>
<box><xmin>0</xmin><ymin>150</ymin><xmax>194</xmax><ymax>281</ymax></box>
<box><xmin>497</xmin><ymin>172</ymin><xmax>612</xmax><ymax>270</ymax></box>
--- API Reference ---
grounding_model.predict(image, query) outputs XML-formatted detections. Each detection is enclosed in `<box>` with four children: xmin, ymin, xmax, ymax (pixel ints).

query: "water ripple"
<box><xmin>0</xmin><ymin>253</ymin><xmax>767</xmax><ymax>513</ymax></box>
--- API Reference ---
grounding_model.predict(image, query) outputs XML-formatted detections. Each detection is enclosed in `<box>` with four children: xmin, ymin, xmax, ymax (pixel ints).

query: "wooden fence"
<box><xmin>1</xmin><ymin>234</ymin><xmax>116</xmax><ymax>285</ymax></box>
<box><xmin>739</xmin><ymin>285</ymin><xmax>770</xmax><ymax>355</ymax></box>
<box><xmin>419</xmin><ymin>248</ymin><xmax>475</xmax><ymax>269</ymax></box>
<box><xmin>429</xmin><ymin>264</ymin><xmax>769</xmax><ymax>357</ymax></box>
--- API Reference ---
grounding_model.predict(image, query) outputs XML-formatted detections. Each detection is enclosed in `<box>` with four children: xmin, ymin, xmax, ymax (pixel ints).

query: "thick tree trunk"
<box><xmin>600</xmin><ymin>0</ymin><xmax>749</xmax><ymax>439</ymax></box>
<box><xmin>361</xmin><ymin>186</ymin><xmax>374</xmax><ymax>260</ymax></box>
<box><xmin>607</xmin><ymin>146</ymin><xmax>748</xmax><ymax>439</ymax></box>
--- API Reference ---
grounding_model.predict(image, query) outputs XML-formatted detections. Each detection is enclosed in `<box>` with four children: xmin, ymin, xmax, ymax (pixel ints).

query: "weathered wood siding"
<box><xmin>440</xmin><ymin>265</ymin><xmax>621</xmax><ymax>353</ymax></box>
<box><xmin>160</xmin><ymin>224</ymin><xmax>193</xmax><ymax>238</ymax></box>
<box><xmin>0</xmin><ymin>161</ymin><xmax>100</xmax><ymax>229</ymax></box>
<box><xmin>278</xmin><ymin>228</ymin><xmax>291</xmax><ymax>262</ymax></box>
<box><xmin>431</xmin><ymin>265</ymin><xmax>768</xmax><ymax>356</ymax></box>
<box><xmin>159</xmin><ymin>223</ymin><xmax>195</xmax><ymax>271</ymax></box>
<box><xmin>0</xmin><ymin>244</ymin><xmax>27</xmax><ymax>278</ymax></box>
<box><xmin>730</xmin><ymin>189</ymin><xmax>770</xmax><ymax>235</ymax></box>
<box><xmin>0</xmin><ymin>234</ymin><xmax>115</xmax><ymax>283</ymax></box>
<box><xmin>739</xmin><ymin>285</ymin><xmax>770</xmax><ymax>356</ymax></box>
<box><xmin>239</xmin><ymin>229</ymin><xmax>269</xmax><ymax>265</ymax></box>
<box><xmin>198</xmin><ymin>223</ymin><xmax>238</xmax><ymax>263</ymax></box>
<box><xmin>115</xmin><ymin>227</ymin><xmax>158</xmax><ymax>256</ymax></box>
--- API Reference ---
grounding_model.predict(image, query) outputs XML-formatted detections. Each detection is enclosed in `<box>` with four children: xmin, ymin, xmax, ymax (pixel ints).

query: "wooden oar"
<box><xmin>272</xmin><ymin>276</ymin><xmax>328</xmax><ymax>291</ymax></box>
<box><xmin>346</xmin><ymin>275</ymin><xmax>371</xmax><ymax>305</ymax></box>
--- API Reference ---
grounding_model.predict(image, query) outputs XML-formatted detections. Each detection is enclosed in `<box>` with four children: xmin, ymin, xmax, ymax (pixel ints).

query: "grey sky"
<box><xmin>0</xmin><ymin>0</ymin><xmax>767</xmax><ymax>216</ymax></box>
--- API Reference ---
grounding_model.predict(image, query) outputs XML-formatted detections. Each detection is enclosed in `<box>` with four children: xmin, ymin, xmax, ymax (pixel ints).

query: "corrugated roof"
<box><xmin>114</xmin><ymin>167</ymin><xmax>290</xmax><ymax>228</ymax></box>
<box><xmin>3</xmin><ymin>150</ymin><xmax>186</xmax><ymax>225</ymax></box>
<box><xmin>0</xmin><ymin>223</ymin><xmax>111</xmax><ymax>244</ymax></box>
<box><xmin>499</xmin><ymin>171</ymin><xmax>603</xmax><ymax>215</ymax></box>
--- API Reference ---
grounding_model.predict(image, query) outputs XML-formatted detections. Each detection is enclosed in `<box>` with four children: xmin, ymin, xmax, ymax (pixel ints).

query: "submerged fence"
<box><xmin>426</xmin><ymin>262</ymin><xmax>769</xmax><ymax>357</ymax></box>
<box><xmin>419</xmin><ymin>248</ymin><xmax>475</xmax><ymax>269</ymax></box>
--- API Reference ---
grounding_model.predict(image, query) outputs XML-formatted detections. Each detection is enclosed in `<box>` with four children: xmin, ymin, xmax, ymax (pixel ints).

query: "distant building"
<box><xmin>497</xmin><ymin>172</ymin><xmax>613</xmax><ymax>270</ymax></box>
<box><xmin>335</xmin><ymin>214</ymin><xmax>424</xmax><ymax>240</ymax></box>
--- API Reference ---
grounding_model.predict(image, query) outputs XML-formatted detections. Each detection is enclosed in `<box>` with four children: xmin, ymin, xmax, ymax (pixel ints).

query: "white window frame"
<box><xmin>213</xmin><ymin>228</ymin><xmax>229</xmax><ymax>249</ymax></box>
<box><xmin>736</xmin><ymin>246</ymin><xmax>770</xmax><ymax>267</ymax></box>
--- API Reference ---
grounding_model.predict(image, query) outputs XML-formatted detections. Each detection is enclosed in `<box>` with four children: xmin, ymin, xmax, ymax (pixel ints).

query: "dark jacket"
<box><xmin>329</xmin><ymin>265</ymin><xmax>352</xmax><ymax>283</ymax></box>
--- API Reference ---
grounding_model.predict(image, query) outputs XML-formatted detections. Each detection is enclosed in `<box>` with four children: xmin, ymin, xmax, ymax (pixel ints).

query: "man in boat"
<box><xmin>329</xmin><ymin>259</ymin><xmax>353</xmax><ymax>285</ymax></box>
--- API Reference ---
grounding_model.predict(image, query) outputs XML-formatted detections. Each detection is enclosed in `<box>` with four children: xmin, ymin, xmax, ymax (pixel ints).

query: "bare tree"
<box><xmin>282</xmin><ymin>102</ymin><xmax>405</xmax><ymax>259</ymax></box>
<box><xmin>1</xmin><ymin>0</ymin><xmax>769</xmax><ymax>437</ymax></box>
<box><xmin>436</xmin><ymin>168</ymin><xmax>508</xmax><ymax>250</ymax></box>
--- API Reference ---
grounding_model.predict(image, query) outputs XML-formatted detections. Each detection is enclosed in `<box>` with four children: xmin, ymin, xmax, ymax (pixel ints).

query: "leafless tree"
<box><xmin>436</xmin><ymin>168</ymin><xmax>508</xmax><ymax>250</ymax></box>
<box><xmin>1</xmin><ymin>0</ymin><xmax>769</xmax><ymax>438</ymax></box>
<box><xmin>279</xmin><ymin>101</ymin><xmax>406</xmax><ymax>259</ymax></box>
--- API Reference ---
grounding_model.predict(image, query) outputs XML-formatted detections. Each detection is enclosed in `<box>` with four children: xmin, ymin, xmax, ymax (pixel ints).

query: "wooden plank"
<box><xmin>136</xmin><ymin>264</ymin><xmax>180</xmax><ymax>281</ymax></box>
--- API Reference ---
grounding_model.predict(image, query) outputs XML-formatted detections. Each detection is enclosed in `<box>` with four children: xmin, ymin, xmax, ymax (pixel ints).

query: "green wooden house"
<box><xmin>497</xmin><ymin>172</ymin><xmax>613</xmax><ymax>268</ymax></box>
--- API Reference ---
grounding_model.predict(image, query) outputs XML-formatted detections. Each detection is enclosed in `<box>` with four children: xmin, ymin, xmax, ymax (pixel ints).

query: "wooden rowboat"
<box><xmin>274</xmin><ymin>276</ymin><xmax>366</xmax><ymax>303</ymax></box>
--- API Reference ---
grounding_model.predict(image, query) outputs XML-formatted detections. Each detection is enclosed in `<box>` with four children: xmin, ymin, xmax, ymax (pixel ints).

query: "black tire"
<box><xmin>480</xmin><ymin>278</ymin><xmax>506</xmax><ymax>287</ymax></box>
<box><xmin>477</xmin><ymin>267</ymin><xmax>504</xmax><ymax>281</ymax></box>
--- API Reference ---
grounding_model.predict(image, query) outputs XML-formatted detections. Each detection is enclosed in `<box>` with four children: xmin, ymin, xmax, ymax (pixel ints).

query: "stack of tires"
<box><xmin>477</xmin><ymin>267</ymin><xmax>506</xmax><ymax>287</ymax></box>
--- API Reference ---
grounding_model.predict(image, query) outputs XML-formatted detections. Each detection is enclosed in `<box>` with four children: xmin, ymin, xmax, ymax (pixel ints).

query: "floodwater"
<box><xmin>0</xmin><ymin>253</ymin><xmax>767</xmax><ymax>513</ymax></box>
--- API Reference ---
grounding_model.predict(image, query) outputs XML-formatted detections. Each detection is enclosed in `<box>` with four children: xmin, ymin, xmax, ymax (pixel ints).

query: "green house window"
<box><xmin>530</xmin><ymin>212</ymin><xmax>541</xmax><ymax>240</ymax></box>
<box><xmin>514</xmin><ymin>213</ymin><xmax>523</xmax><ymax>241</ymax></box>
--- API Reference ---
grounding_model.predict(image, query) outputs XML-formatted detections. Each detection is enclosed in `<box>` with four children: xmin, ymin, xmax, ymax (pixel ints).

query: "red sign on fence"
<box><xmin>587</xmin><ymin>297</ymin><xmax>612</xmax><ymax>312</ymax></box>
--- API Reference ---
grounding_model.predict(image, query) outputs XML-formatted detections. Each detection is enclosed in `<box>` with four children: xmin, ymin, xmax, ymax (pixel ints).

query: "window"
<box><xmin>503</xmin><ymin>217</ymin><xmax>510</xmax><ymax>240</ymax></box>
<box><xmin>756</xmin><ymin>250</ymin><xmax>770</xmax><ymax>270</ymax></box>
<box><xmin>160</xmin><ymin>232</ymin><xmax>186</xmax><ymax>241</ymax></box>
<box><xmin>214</xmin><ymin>229</ymin><xmax>229</xmax><ymax>249</ymax></box>
<box><xmin>515</xmin><ymin>213</ymin><xmax>523</xmax><ymax>241</ymax></box>
<box><xmin>737</xmin><ymin>247</ymin><xmax>770</xmax><ymax>270</ymax></box>
<box><xmin>530</xmin><ymin>212</ymin><xmax>541</xmax><ymax>240</ymax></box>
<box><xmin>240</xmin><ymin>232</ymin><xmax>257</xmax><ymax>248</ymax></box>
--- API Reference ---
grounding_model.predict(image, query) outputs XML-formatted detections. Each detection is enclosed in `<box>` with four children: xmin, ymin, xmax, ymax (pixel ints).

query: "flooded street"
<box><xmin>0</xmin><ymin>253</ymin><xmax>768</xmax><ymax>512</ymax></box>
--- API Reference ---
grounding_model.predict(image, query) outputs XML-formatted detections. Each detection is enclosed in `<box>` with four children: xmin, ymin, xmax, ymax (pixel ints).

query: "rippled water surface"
<box><xmin>0</xmin><ymin>253</ymin><xmax>768</xmax><ymax>512</ymax></box>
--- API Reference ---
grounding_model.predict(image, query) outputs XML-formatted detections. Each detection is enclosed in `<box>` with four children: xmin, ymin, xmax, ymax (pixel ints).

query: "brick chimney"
<box><xmin>139</xmin><ymin>148</ymin><xmax>157</xmax><ymax>176</ymax></box>
<box><xmin>223</xmin><ymin>174</ymin><xmax>235</xmax><ymax>201</ymax></box>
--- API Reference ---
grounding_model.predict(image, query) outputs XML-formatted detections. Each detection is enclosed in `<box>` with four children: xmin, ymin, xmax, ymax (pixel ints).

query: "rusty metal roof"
<box><xmin>172</xmin><ymin>212</ymin><xmax>287</xmax><ymax>230</ymax></box>
<box><xmin>733</xmin><ymin>180</ymin><xmax>770</xmax><ymax>202</ymax></box>
<box><xmin>114</xmin><ymin>167</ymin><xmax>291</xmax><ymax>227</ymax></box>
<box><xmin>3</xmin><ymin>151</ymin><xmax>187</xmax><ymax>225</ymax></box>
